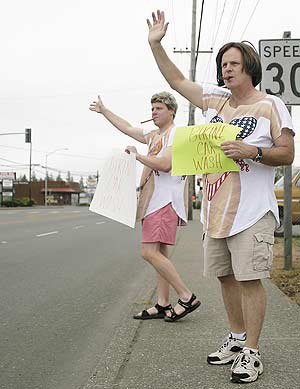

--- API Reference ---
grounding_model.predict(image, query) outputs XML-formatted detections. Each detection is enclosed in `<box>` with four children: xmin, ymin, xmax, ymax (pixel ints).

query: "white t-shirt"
<box><xmin>200</xmin><ymin>83</ymin><xmax>295</xmax><ymax>238</ymax></box>
<box><xmin>143</xmin><ymin>126</ymin><xmax>188</xmax><ymax>223</ymax></box>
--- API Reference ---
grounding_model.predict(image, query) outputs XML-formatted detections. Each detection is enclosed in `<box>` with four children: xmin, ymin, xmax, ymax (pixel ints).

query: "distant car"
<box><xmin>274</xmin><ymin>166</ymin><xmax>300</xmax><ymax>236</ymax></box>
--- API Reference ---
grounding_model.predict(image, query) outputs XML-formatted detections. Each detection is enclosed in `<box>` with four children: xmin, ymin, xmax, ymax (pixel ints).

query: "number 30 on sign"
<box><xmin>259</xmin><ymin>39</ymin><xmax>300</xmax><ymax>105</ymax></box>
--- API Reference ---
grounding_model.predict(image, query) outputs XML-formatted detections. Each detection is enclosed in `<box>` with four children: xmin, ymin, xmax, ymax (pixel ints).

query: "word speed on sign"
<box><xmin>259</xmin><ymin>39</ymin><xmax>300</xmax><ymax>105</ymax></box>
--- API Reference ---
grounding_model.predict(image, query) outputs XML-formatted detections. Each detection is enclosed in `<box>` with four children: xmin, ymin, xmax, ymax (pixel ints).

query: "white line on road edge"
<box><xmin>36</xmin><ymin>231</ymin><xmax>59</xmax><ymax>237</ymax></box>
<box><xmin>73</xmin><ymin>225</ymin><xmax>84</xmax><ymax>229</ymax></box>
<box><xmin>72</xmin><ymin>211</ymin><xmax>80</xmax><ymax>213</ymax></box>
<box><xmin>96</xmin><ymin>222</ymin><xmax>106</xmax><ymax>225</ymax></box>
<box><xmin>1</xmin><ymin>241</ymin><xmax>7</xmax><ymax>244</ymax></box>
<box><xmin>28</xmin><ymin>211</ymin><xmax>40</xmax><ymax>214</ymax></box>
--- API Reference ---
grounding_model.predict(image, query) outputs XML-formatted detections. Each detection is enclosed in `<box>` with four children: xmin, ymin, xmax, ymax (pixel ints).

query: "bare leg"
<box><xmin>240</xmin><ymin>279</ymin><xmax>266</xmax><ymax>349</ymax></box>
<box><xmin>137</xmin><ymin>244</ymin><xmax>170</xmax><ymax>316</ymax></box>
<box><xmin>141</xmin><ymin>242</ymin><xmax>199</xmax><ymax>315</ymax></box>
<box><xmin>156</xmin><ymin>244</ymin><xmax>170</xmax><ymax>307</ymax></box>
<box><xmin>219</xmin><ymin>274</ymin><xmax>245</xmax><ymax>333</ymax></box>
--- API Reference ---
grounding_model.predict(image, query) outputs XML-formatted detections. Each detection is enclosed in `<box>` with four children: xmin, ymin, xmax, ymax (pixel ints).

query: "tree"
<box><xmin>18</xmin><ymin>174</ymin><xmax>28</xmax><ymax>182</ymax></box>
<box><xmin>31</xmin><ymin>170</ymin><xmax>38</xmax><ymax>182</ymax></box>
<box><xmin>56</xmin><ymin>172</ymin><xmax>64</xmax><ymax>182</ymax></box>
<box><xmin>79</xmin><ymin>176</ymin><xmax>85</xmax><ymax>190</ymax></box>
<box><xmin>66</xmin><ymin>170</ymin><xmax>73</xmax><ymax>182</ymax></box>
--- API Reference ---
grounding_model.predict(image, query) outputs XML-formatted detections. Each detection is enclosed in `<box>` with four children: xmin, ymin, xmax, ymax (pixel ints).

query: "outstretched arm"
<box><xmin>89</xmin><ymin>96</ymin><xmax>146</xmax><ymax>144</ymax></box>
<box><xmin>125</xmin><ymin>145</ymin><xmax>172</xmax><ymax>172</ymax></box>
<box><xmin>147</xmin><ymin>10</ymin><xmax>203</xmax><ymax>109</ymax></box>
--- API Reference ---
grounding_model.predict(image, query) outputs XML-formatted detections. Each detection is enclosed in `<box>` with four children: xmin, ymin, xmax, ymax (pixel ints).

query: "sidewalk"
<box><xmin>85</xmin><ymin>213</ymin><xmax>300</xmax><ymax>389</ymax></box>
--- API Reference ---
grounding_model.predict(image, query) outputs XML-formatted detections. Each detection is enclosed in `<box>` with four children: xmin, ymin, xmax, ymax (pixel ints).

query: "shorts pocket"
<box><xmin>253</xmin><ymin>233</ymin><xmax>274</xmax><ymax>271</ymax></box>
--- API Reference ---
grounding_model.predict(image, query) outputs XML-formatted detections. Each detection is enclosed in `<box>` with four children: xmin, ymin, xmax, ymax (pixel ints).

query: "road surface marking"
<box><xmin>96</xmin><ymin>222</ymin><xmax>106</xmax><ymax>225</ymax></box>
<box><xmin>73</xmin><ymin>225</ymin><xmax>84</xmax><ymax>229</ymax></box>
<box><xmin>1</xmin><ymin>241</ymin><xmax>7</xmax><ymax>244</ymax></box>
<box><xmin>36</xmin><ymin>231</ymin><xmax>59</xmax><ymax>237</ymax></box>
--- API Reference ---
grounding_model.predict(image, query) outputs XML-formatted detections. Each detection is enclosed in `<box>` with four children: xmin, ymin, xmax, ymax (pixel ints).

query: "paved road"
<box><xmin>0</xmin><ymin>207</ymin><xmax>151</xmax><ymax>389</ymax></box>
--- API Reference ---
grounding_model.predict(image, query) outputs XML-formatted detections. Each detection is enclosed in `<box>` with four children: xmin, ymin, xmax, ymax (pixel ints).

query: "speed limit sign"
<box><xmin>259</xmin><ymin>39</ymin><xmax>300</xmax><ymax>105</ymax></box>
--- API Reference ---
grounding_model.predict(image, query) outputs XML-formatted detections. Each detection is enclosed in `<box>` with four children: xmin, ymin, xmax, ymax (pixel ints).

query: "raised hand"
<box><xmin>147</xmin><ymin>10</ymin><xmax>169</xmax><ymax>45</ymax></box>
<box><xmin>89</xmin><ymin>95</ymin><xmax>106</xmax><ymax>114</ymax></box>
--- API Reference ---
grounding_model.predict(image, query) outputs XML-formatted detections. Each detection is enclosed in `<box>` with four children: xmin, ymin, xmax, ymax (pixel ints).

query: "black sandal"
<box><xmin>164</xmin><ymin>293</ymin><xmax>201</xmax><ymax>322</ymax></box>
<box><xmin>133</xmin><ymin>303</ymin><xmax>172</xmax><ymax>320</ymax></box>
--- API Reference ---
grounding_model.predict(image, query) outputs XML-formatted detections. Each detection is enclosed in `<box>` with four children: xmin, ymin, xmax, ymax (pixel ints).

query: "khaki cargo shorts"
<box><xmin>203</xmin><ymin>212</ymin><xmax>276</xmax><ymax>281</ymax></box>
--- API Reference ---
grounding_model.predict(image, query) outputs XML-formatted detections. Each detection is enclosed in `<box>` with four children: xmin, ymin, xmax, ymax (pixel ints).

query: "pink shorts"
<box><xmin>141</xmin><ymin>203</ymin><xmax>179</xmax><ymax>245</ymax></box>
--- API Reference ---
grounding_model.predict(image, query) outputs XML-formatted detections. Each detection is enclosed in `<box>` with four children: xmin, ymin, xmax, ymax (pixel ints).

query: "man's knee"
<box><xmin>239</xmin><ymin>278</ymin><xmax>264</xmax><ymax>291</ymax></box>
<box><xmin>218</xmin><ymin>274</ymin><xmax>236</xmax><ymax>284</ymax></box>
<box><xmin>140</xmin><ymin>245</ymin><xmax>154</xmax><ymax>262</ymax></box>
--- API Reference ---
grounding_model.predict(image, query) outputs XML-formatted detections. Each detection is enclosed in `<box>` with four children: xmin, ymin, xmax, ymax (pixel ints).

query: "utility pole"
<box><xmin>282</xmin><ymin>31</ymin><xmax>293</xmax><ymax>270</ymax></box>
<box><xmin>173</xmin><ymin>0</ymin><xmax>212</xmax><ymax>220</ymax></box>
<box><xmin>25</xmin><ymin>128</ymin><xmax>32</xmax><ymax>204</ymax></box>
<box><xmin>187</xmin><ymin>0</ymin><xmax>197</xmax><ymax>220</ymax></box>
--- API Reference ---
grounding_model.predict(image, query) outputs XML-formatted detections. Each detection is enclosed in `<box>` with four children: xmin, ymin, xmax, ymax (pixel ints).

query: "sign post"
<box><xmin>259</xmin><ymin>36</ymin><xmax>300</xmax><ymax>270</ymax></box>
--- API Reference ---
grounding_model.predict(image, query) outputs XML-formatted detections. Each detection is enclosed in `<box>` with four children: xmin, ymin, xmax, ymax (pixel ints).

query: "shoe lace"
<box><xmin>218</xmin><ymin>335</ymin><xmax>232</xmax><ymax>352</ymax></box>
<box><xmin>240</xmin><ymin>353</ymin><xmax>251</xmax><ymax>367</ymax></box>
<box><xmin>233</xmin><ymin>351</ymin><xmax>252</xmax><ymax>369</ymax></box>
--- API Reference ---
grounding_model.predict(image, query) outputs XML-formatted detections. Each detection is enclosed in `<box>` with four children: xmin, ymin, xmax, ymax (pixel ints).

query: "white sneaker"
<box><xmin>207</xmin><ymin>334</ymin><xmax>246</xmax><ymax>365</ymax></box>
<box><xmin>231</xmin><ymin>349</ymin><xmax>263</xmax><ymax>383</ymax></box>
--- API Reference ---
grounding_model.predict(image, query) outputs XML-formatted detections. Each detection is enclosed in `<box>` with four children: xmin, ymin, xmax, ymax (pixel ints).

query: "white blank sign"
<box><xmin>89</xmin><ymin>149</ymin><xmax>137</xmax><ymax>228</ymax></box>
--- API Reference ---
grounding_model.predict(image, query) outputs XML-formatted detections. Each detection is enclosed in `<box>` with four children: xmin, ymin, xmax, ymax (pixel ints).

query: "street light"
<box><xmin>45</xmin><ymin>148</ymin><xmax>68</xmax><ymax>206</ymax></box>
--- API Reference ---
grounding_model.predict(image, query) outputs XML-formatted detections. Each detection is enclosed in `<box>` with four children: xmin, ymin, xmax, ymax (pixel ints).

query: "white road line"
<box><xmin>96</xmin><ymin>222</ymin><xmax>106</xmax><ymax>225</ymax></box>
<box><xmin>36</xmin><ymin>231</ymin><xmax>59</xmax><ymax>237</ymax></box>
<box><xmin>28</xmin><ymin>211</ymin><xmax>40</xmax><ymax>214</ymax></box>
<box><xmin>1</xmin><ymin>241</ymin><xmax>7</xmax><ymax>244</ymax></box>
<box><xmin>72</xmin><ymin>211</ymin><xmax>80</xmax><ymax>213</ymax></box>
<box><xmin>73</xmin><ymin>225</ymin><xmax>84</xmax><ymax>229</ymax></box>
<box><xmin>51</xmin><ymin>211</ymin><xmax>59</xmax><ymax>214</ymax></box>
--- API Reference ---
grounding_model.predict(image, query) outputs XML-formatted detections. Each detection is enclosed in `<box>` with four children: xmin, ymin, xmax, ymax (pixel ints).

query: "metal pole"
<box><xmin>284</xmin><ymin>106</ymin><xmax>293</xmax><ymax>270</ymax></box>
<box><xmin>44</xmin><ymin>148</ymin><xmax>68</xmax><ymax>206</ymax></box>
<box><xmin>29</xmin><ymin>141</ymin><xmax>32</xmax><ymax>204</ymax></box>
<box><xmin>187</xmin><ymin>0</ymin><xmax>197</xmax><ymax>221</ymax></box>
<box><xmin>45</xmin><ymin>155</ymin><xmax>48</xmax><ymax>206</ymax></box>
<box><xmin>282</xmin><ymin>31</ymin><xmax>293</xmax><ymax>270</ymax></box>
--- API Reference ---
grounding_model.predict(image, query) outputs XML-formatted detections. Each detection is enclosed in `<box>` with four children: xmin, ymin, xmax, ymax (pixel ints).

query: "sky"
<box><xmin>0</xmin><ymin>0</ymin><xmax>299</xmax><ymax>183</ymax></box>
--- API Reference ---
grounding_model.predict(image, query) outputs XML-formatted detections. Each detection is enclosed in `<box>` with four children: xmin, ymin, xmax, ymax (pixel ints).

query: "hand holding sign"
<box><xmin>172</xmin><ymin>123</ymin><xmax>241</xmax><ymax>175</ymax></box>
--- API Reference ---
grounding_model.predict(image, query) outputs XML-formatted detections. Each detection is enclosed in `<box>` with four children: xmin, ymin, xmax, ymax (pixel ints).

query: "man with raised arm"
<box><xmin>146</xmin><ymin>10</ymin><xmax>295</xmax><ymax>384</ymax></box>
<box><xmin>89</xmin><ymin>92</ymin><xmax>201</xmax><ymax>322</ymax></box>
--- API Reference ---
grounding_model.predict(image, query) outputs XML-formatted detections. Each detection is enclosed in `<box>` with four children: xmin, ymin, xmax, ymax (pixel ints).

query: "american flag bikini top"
<box><xmin>205</xmin><ymin>115</ymin><xmax>257</xmax><ymax>201</ymax></box>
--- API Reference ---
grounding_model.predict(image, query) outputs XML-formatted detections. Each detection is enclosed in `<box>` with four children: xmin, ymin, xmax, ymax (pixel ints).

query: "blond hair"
<box><xmin>151</xmin><ymin>92</ymin><xmax>178</xmax><ymax>118</ymax></box>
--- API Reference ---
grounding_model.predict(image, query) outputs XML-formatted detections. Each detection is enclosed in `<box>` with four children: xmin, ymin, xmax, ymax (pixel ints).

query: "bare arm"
<box><xmin>125</xmin><ymin>145</ymin><xmax>172</xmax><ymax>172</ymax></box>
<box><xmin>147</xmin><ymin>10</ymin><xmax>203</xmax><ymax>108</ymax></box>
<box><xmin>221</xmin><ymin>128</ymin><xmax>295</xmax><ymax>166</ymax></box>
<box><xmin>89</xmin><ymin>95</ymin><xmax>146</xmax><ymax>144</ymax></box>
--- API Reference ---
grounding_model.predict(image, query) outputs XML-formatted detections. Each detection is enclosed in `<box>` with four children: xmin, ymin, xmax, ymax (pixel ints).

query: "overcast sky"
<box><xmin>0</xmin><ymin>0</ymin><xmax>299</xmax><ymax>182</ymax></box>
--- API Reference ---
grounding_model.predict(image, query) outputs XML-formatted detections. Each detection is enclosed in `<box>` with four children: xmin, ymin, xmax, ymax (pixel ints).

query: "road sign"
<box><xmin>259</xmin><ymin>39</ymin><xmax>300</xmax><ymax>105</ymax></box>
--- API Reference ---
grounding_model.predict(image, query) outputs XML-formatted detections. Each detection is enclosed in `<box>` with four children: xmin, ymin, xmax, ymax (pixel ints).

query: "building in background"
<box><xmin>15</xmin><ymin>180</ymin><xmax>81</xmax><ymax>206</ymax></box>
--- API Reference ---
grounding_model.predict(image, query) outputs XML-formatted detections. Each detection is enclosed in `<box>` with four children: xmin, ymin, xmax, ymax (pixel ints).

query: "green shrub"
<box><xmin>194</xmin><ymin>200</ymin><xmax>201</xmax><ymax>209</ymax></box>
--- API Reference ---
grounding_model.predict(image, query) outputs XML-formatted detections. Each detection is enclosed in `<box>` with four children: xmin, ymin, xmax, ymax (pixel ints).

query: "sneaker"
<box><xmin>231</xmin><ymin>349</ymin><xmax>263</xmax><ymax>383</ymax></box>
<box><xmin>207</xmin><ymin>334</ymin><xmax>246</xmax><ymax>365</ymax></box>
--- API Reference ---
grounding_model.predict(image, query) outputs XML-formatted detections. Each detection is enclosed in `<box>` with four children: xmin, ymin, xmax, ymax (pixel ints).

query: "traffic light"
<box><xmin>25</xmin><ymin>128</ymin><xmax>31</xmax><ymax>143</ymax></box>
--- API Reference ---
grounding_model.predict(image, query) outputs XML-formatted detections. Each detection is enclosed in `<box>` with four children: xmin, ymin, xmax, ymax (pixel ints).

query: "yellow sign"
<box><xmin>172</xmin><ymin>123</ymin><xmax>240</xmax><ymax>175</ymax></box>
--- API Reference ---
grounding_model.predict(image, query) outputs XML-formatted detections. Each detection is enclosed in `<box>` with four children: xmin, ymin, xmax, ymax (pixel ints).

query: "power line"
<box><xmin>239</xmin><ymin>0</ymin><xmax>261</xmax><ymax>40</ymax></box>
<box><xmin>211</xmin><ymin>0</ymin><xmax>227</xmax><ymax>48</ymax></box>
<box><xmin>0</xmin><ymin>144</ymin><xmax>104</xmax><ymax>161</ymax></box>
<box><xmin>194</xmin><ymin>0</ymin><xmax>205</xmax><ymax>73</ymax></box>
<box><xmin>223</xmin><ymin>0</ymin><xmax>240</xmax><ymax>43</ymax></box>
<box><xmin>227</xmin><ymin>0</ymin><xmax>242</xmax><ymax>41</ymax></box>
